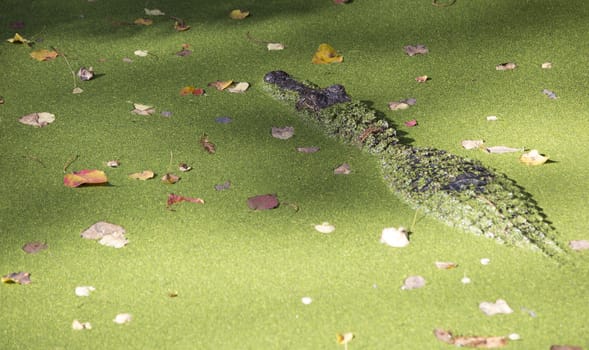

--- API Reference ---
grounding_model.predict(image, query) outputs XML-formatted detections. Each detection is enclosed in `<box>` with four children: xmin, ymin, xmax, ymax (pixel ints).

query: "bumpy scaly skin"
<box><xmin>263</xmin><ymin>71</ymin><xmax>568</xmax><ymax>260</ymax></box>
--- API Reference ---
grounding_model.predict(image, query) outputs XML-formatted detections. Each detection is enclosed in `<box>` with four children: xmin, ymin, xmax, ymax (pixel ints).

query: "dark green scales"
<box><xmin>263</xmin><ymin>71</ymin><xmax>568</xmax><ymax>260</ymax></box>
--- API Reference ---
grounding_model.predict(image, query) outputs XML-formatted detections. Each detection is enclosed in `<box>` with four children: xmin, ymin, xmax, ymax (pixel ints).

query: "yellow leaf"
<box><xmin>229</xmin><ymin>9</ymin><xmax>250</xmax><ymax>19</ymax></box>
<box><xmin>226</xmin><ymin>82</ymin><xmax>249</xmax><ymax>93</ymax></box>
<box><xmin>129</xmin><ymin>170</ymin><xmax>155</xmax><ymax>180</ymax></box>
<box><xmin>30</xmin><ymin>49</ymin><xmax>58</xmax><ymax>61</ymax></box>
<box><xmin>207</xmin><ymin>80</ymin><xmax>233</xmax><ymax>91</ymax></box>
<box><xmin>134</xmin><ymin>18</ymin><xmax>153</xmax><ymax>25</ymax></box>
<box><xmin>312</xmin><ymin>43</ymin><xmax>343</xmax><ymax>64</ymax></box>
<box><xmin>519</xmin><ymin>149</ymin><xmax>549</xmax><ymax>165</ymax></box>
<box><xmin>336</xmin><ymin>332</ymin><xmax>354</xmax><ymax>345</ymax></box>
<box><xmin>6</xmin><ymin>33</ymin><xmax>30</xmax><ymax>44</ymax></box>
<box><xmin>64</xmin><ymin>170</ymin><xmax>108</xmax><ymax>188</ymax></box>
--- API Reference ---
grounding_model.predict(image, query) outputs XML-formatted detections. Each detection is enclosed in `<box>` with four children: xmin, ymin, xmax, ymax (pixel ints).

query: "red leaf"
<box><xmin>247</xmin><ymin>194</ymin><xmax>279</xmax><ymax>210</ymax></box>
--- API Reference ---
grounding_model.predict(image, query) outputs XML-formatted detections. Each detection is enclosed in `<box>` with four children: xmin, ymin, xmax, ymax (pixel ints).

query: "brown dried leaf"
<box><xmin>2</xmin><ymin>272</ymin><xmax>31</xmax><ymax>285</ymax></box>
<box><xmin>334</xmin><ymin>163</ymin><xmax>351</xmax><ymax>175</ymax></box>
<box><xmin>19</xmin><ymin>112</ymin><xmax>55</xmax><ymax>127</ymax></box>
<box><xmin>496</xmin><ymin>62</ymin><xmax>517</xmax><ymax>71</ymax></box>
<box><xmin>129</xmin><ymin>170</ymin><xmax>155</xmax><ymax>180</ymax></box>
<box><xmin>435</xmin><ymin>261</ymin><xmax>458</xmax><ymax>269</ymax></box>
<box><xmin>200</xmin><ymin>134</ymin><xmax>216</xmax><ymax>154</ymax></box>
<box><xmin>161</xmin><ymin>173</ymin><xmax>180</xmax><ymax>184</ymax></box>
<box><xmin>22</xmin><ymin>241</ymin><xmax>48</xmax><ymax>254</ymax></box>
<box><xmin>81</xmin><ymin>221</ymin><xmax>126</xmax><ymax>240</ymax></box>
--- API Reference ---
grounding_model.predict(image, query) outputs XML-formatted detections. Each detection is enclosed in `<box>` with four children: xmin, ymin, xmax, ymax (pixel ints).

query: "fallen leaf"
<box><xmin>106</xmin><ymin>160</ymin><xmax>120</xmax><ymax>167</ymax></box>
<box><xmin>462</xmin><ymin>140</ymin><xmax>485</xmax><ymax>150</ymax></box>
<box><xmin>336</xmin><ymin>332</ymin><xmax>355</xmax><ymax>345</ymax></box>
<box><xmin>404</xmin><ymin>119</ymin><xmax>418</xmax><ymax>127</ymax></box>
<box><xmin>167</xmin><ymin>193</ymin><xmax>205</xmax><ymax>207</ymax></box>
<box><xmin>541</xmin><ymin>62</ymin><xmax>553</xmax><ymax>69</ymax></box>
<box><xmin>267</xmin><ymin>42</ymin><xmax>285</xmax><ymax>51</ymax></box>
<box><xmin>134</xmin><ymin>49</ymin><xmax>149</xmax><ymax>57</ymax></box>
<box><xmin>550</xmin><ymin>346</ymin><xmax>583</xmax><ymax>350</ymax></box>
<box><xmin>99</xmin><ymin>232</ymin><xmax>129</xmax><ymax>248</ymax></box>
<box><xmin>434</xmin><ymin>329</ymin><xmax>508</xmax><ymax>348</ymax></box>
<box><xmin>401</xmin><ymin>275</ymin><xmax>425</xmax><ymax>290</ymax></box>
<box><xmin>435</xmin><ymin>261</ymin><xmax>458</xmax><ymax>269</ymax></box>
<box><xmin>22</xmin><ymin>242</ymin><xmax>48</xmax><ymax>254</ymax></box>
<box><xmin>144</xmin><ymin>8</ymin><xmax>165</xmax><ymax>16</ymax></box>
<box><xmin>315</xmin><ymin>222</ymin><xmax>335</xmax><ymax>234</ymax></box>
<box><xmin>134</xmin><ymin>18</ymin><xmax>153</xmax><ymax>25</ymax></box>
<box><xmin>495</xmin><ymin>62</ymin><xmax>517</xmax><ymax>71</ymax></box>
<box><xmin>75</xmin><ymin>286</ymin><xmax>96</xmax><ymax>297</ymax></box>
<box><xmin>113</xmin><ymin>313</ymin><xmax>132</xmax><ymax>324</ymax></box>
<box><xmin>312</xmin><ymin>43</ymin><xmax>343</xmax><ymax>64</ymax></box>
<box><xmin>542</xmin><ymin>88</ymin><xmax>558</xmax><ymax>99</ymax></box>
<box><xmin>173</xmin><ymin>17</ymin><xmax>191</xmax><ymax>31</ymax></box>
<box><xmin>479</xmin><ymin>299</ymin><xmax>513</xmax><ymax>316</ymax></box>
<box><xmin>334</xmin><ymin>163</ymin><xmax>351</xmax><ymax>175</ymax></box>
<box><xmin>301</xmin><ymin>296</ymin><xmax>313</xmax><ymax>304</ymax></box>
<box><xmin>161</xmin><ymin>173</ymin><xmax>180</xmax><ymax>184</ymax></box>
<box><xmin>131</xmin><ymin>103</ymin><xmax>155</xmax><ymax>115</ymax></box>
<box><xmin>247</xmin><ymin>194</ymin><xmax>279</xmax><ymax>210</ymax></box>
<box><xmin>229</xmin><ymin>9</ymin><xmax>250</xmax><ymax>19</ymax></box>
<box><xmin>72</xmin><ymin>320</ymin><xmax>92</xmax><ymax>330</ymax></box>
<box><xmin>122</xmin><ymin>57</ymin><xmax>133</xmax><ymax>63</ymax></box>
<box><xmin>161</xmin><ymin>111</ymin><xmax>173</xmax><ymax>118</ymax></box>
<box><xmin>404</xmin><ymin>44</ymin><xmax>428</xmax><ymax>56</ymax></box>
<box><xmin>388</xmin><ymin>102</ymin><xmax>410</xmax><ymax>110</ymax></box>
<box><xmin>415</xmin><ymin>75</ymin><xmax>429</xmax><ymax>82</ymax></box>
<box><xmin>486</xmin><ymin>115</ymin><xmax>498</xmax><ymax>121</ymax></box>
<box><xmin>81</xmin><ymin>222</ymin><xmax>126</xmax><ymax>240</ymax></box>
<box><xmin>480</xmin><ymin>258</ymin><xmax>491</xmax><ymax>265</ymax></box>
<box><xmin>485</xmin><ymin>146</ymin><xmax>523</xmax><ymax>154</ymax></box>
<box><xmin>519</xmin><ymin>149</ymin><xmax>549</xmax><ymax>165</ymax></box>
<box><xmin>227</xmin><ymin>82</ymin><xmax>249</xmax><ymax>93</ymax></box>
<box><xmin>214</xmin><ymin>180</ymin><xmax>232</xmax><ymax>191</ymax></box>
<box><xmin>72</xmin><ymin>87</ymin><xmax>84</xmax><ymax>94</ymax></box>
<box><xmin>175</xmin><ymin>44</ymin><xmax>192</xmax><ymax>56</ymax></box>
<box><xmin>180</xmin><ymin>86</ymin><xmax>205</xmax><ymax>96</ymax></box>
<box><xmin>64</xmin><ymin>169</ymin><xmax>108</xmax><ymax>187</ymax></box>
<box><xmin>128</xmin><ymin>170</ymin><xmax>155</xmax><ymax>180</ymax></box>
<box><xmin>271</xmin><ymin>126</ymin><xmax>294</xmax><ymax>139</ymax></box>
<box><xmin>178</xmin><ymin>163</ymin><xmax>191</xmax><ymax>172</ymax></box>
<box><xmin>2</xmin><ymin>272</ymin><xmax>31</xmax><ymax>285</ymax></box>
<box><xmin>77</xmin><ymin>67</ymin><xmax>94</xmax><ymax>81</ymax></box>
<box><xmin>30</xmin><ymin>49</ymin><xmax>58</xmax><ymax>61</ymax></box>
<box><xmin>19</xmin><ymin>112</ymin><xmax>55</xmax><ymax>127</ymax></box>
<box><xmin>208</xmin><ymin>80</ymin><xmax>233</xmax><ymax>91</ymax></box>
<box><xmin>296</xmin><ymin>146</ymin><xmax>320</xmax><ymax>153</ymax></box>
<box><xmin>200</xmin><ymin>134</ymin><xmax>216</xmax><ymax>153</ymax></box>
<box><xmin>380</xmin><ymin>227</ymin><xmax>410</xmax><ymax>247</ymax></box>
<box><xmin>6</xmin><ymin>33</ymin><xmax>30</xmax><ymax>44</ymax></box>
<box><xmin>569</xmin><ymin>240</ymin><xmax>589</xmax><ymax>251</ymax></box>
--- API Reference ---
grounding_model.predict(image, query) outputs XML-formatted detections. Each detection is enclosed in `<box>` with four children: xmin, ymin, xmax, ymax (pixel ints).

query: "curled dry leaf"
<box><xmin>113</xmin><ymin>313</ymin><xmax>132</xmax><ymax>324</ymax></box>
<box><xmin>541</xmin><ymin>62</ymin><xmax>553</xmax><ymax>69</ymax></box>
<box><xmin>6</xmin><ymin>33</ymin><xmax>30</xmax><ymax>44</ymax></box>
<box><xmin>519</xmin><ymin>149</ymin><xmax>549</xmax><ymax>165</ymax></box>
<box><xmin>496</xmin><ymin>62</ymin><xmax>517</xmax><ymax>71</ymax></box>
<box><xmin>106</xmin><ymin>160</ymin><xmax>120</xmax><ymax>168</ymax></box>
<box><xmin>272</xmin><ymin>126</ymin><xmax>294</xmax><ymax>140</ymax></box>
<box><xmin>72</xmin><ymin>320</ymin><xmax>92</xmax><ymax>330</ymax></box>
<box><xmin>175</xmin><ymin>44</ymin><xmax>192</xmax><ymax>57</ymax></box>
<box><xmin>404</xmin><ymin>44</ymin><xmax>428</xmax><ymax>56</ymax></box>
<box><xmin>550</xmin><ymin>346</ymin><xmax>584</xmax><ymax>350</ymax></box>
<box><xmin>167</xmin><ymin>193</ymin><xmax>205</xmax><ymax>208</ymax></box>
<box><xmin>485</xmin><ymin>146</ymin><xmax>523</xmax><ymax>154</ymax></box>
<box><xmin>434</xmin><ymin>328</ymin><xmax>508</xmax><ymax>348</ymax></box>
<box><xmin>267</xmin><ymin>43</ymin><xmax>285</xmax><ymax>51</ymax></box>
<box><xmin>569</xmin><ymin>240</ymin><xmax>589</xmax><ymax>251</ymax></box>
<box><xmin>134</xmin><ymin>50</ymin><xmax>149</xmax><ymax>57</ymax></box>
<box><xmin>415</xmin><ymin>75</ymin><xmax>429</xmax><ymax>82</ymax></box>
<box><xmin>161</xmin><ymin>173</ymin><xmax>180</xmax><ymax>184</ymax></box>
<box><xmin>22</xmin><ymin>241</ymin><xmax>48</xmax><ymax>254</ymax></box>
<box><xmin>132</xmin><ymin>103</ymin><xmax>155</xmax><ymax>115</ymax></box>
<box><xmin>227</xmin><ymin>82</ymin><xmax>250</xmax><ymax>93</ymax></box>
<box><xmin>435</xmin><ymin>261</ymin><xmax>458</xmax><ymax>269</ymax></box>
<box><xmin>247</xmin><ymin>194</ymin><xmax>279</xmax><ymax>210</ymax></box>
<box><xmin>315</xmin><ymin>222</ymin><xmax>335</xmax><ymax>234</ymax></box>
<box><xmin>75</xmin><ymin>286</ymin><xmax>96</xmax><ymax>297</ymax></box>
<box><xmin>401</xmin><ymin>275</ymin><xmax>426</xmax><ymax>290</ymax></box>
<box><xmin>380</xmin><ymin>227</ymin><xmax>409</xmax><ymax>247</ymax></box>
<box><xmin>462</xmin><ymin>140</ymin><xmax>485</xmax><ymax>150</ymax></box>
<box><xmin>229</xmin><ymin>9</ymin><xmax>250</xmax><ymax>19</ymax></box>
<box><xmin>178</xmin><ymin>163</ymin><xmax>191</xmax><ymax>172</ymax></box>
<box><xmin>200</xmin><ymin>134</ymin><xmax>216</xmax><ymax>154</ymax></box>
<box><xmin>64</xmin><ymin>169</ymin><xmax>108</xmax><ymax>187</ymax></box>
<box><xmin>30</xmin><ymin>49</ymin><xmax>58</xmax><ymax>61</ymax></box>
<box><xmin>19</xmin><ymin>112</ymin><xmax>55</xmax><ymax>127</ymax></box>
<box><xmin>129</xmin><ymin>170</ymin><xmax>155</xmax><ymax>180</ymax></box>
<box><xmin>2</xmin><ymin>272</ymin><xmax>31</xmax><ymax>284</ymax></box>
<box><xmin>404</xmin><ymin>119</ymin><xmax>418</xmax><ymax>127</ymax></box>
<box><xmin>173</xmin><ymin>17</ymin><xmax>191</xmax><ymax>31</ymax></box>
<box><xmin>479</xmin><ymin>299</ymin><xmax>513</xmax><ymax>316</ymax></box>
<box><xmin>336</xmin><ymin>332</ymin><xmax>354</xmax><ymax>345</ymax></box>
<box><xmin>312</xmin><ymin>43</ymin><xmax>343</xmax><ymax>64</ymax></box>
<box><xmin>334</xmin><ymin>163</ymin><xmax>351</xmax><ymax>175</ymax></box>
<box><xmin>77</xmin><ymin>67</ymin><xmax>94</xmax><ymax>81</ymax></box>
<box><xmin>208</xmin><ymin>80</ymin><xmax>233</xmax><ymax>91</ymax></box>
<box><xmin>81</xmin><ymin>221</ymin><xmax>126</xmax><ymax>240</ymax></box>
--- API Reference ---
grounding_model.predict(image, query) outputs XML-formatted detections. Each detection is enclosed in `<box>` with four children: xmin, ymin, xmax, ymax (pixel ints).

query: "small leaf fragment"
<box><xmin>75</xmin><ymin>286</ymin><xmax>96</xmax><ymax>297</ymax></box>
<box><xmin>404</xmin><ymin>119</ymin><xmax>418</xmax><ymax>127</ymax></box>
<box><xmin>144</xmin><ymin>8</ymin><xmax>165</xmax><ymax>16</ymax></box>
<box><xmin>200</xmin><ymin>134</ymin><xmax>216</xmax><ymax>154</ymax></box>
<box><xmin>312</xmin><ymin>43</ymin><xmax>343</xmax><ymax>64</ymax></box>
<box><xmin>434</xmin><ymin>328</ymin><xmax>508</xmax><ymax>348</ymax></box>
<box><xmin>134</xmin><ymin>18</ymin><xmax>153</xmax><ymax>25</ymax></box>
<box><xmin>214</xmin><ymin>181</ymin><xmax>231</xmax><ymax>191</ymax></box>
<box><xmin>462</xmin><ymin>140</ymin><xmax>485</xmax><ymax>150</ymax></box>
<box><xmin>129</xmin><ymin>170</ymin><xmax>155</xmax><ymax>180</ymax></box>
<box><xmin>19</xmin><ymin>112</ymin><xmax>55</xmax><ymax>127</ymax></box>
<box><xmin>72</xmin><ymin>320</ymin><xmax>92</xmax><ymax>330</ymax></box>
<box><xmin>167</xmin><ymin>193</ymin><xmax>205</xmax><ymax>208</ymax></box>
<box><xmin>64</xmin><ymin>169</ymin><xmax>108</xmax><ymax>187</ymax></box>
<box><xmin>113</xmin><ymin>313</ymin><xmax>132</xmax><ymax>324</ymax></box>
<box><xmin>296</xmin><ymin>146</ymin><xmax>320</xmax><ymax>153</ymax></box>
<box><xmin>77</xmin><ymin>67</ymin><xmax>94</xmax><ymax>81</ymax></box>
<box><xmin>208</xmin><ymin>80</ymin><xmax>233</xmax><ymax>91</ymax></box>
<box><xmin>541</xmin><ymin>62</ymin><xmax>553</xmax><ymax>69</ymax></box>
<box><xmin>178</xmin><ymin>163</ymin><xmax>192</xmax><ymax>172</ymax></box>
<box><xmin>271</xmin><ymin>126</ymin><xmax>294</xmax><ymax>140</ymax></box>
<box><xmin>22</xmin><ymin>241</ymin><xmax>48</xmax><ymax>254</ymax></box>
<box><xmin>227</xmin><ymin>82</ymin><xmax>249</xmax><ymax>93</ymax></box>
<box><xmin>336</xmin><ymin>332</ymin><xmax>354</xmax><ymax>345</ymax></box>
<box><xmin>6</xmin><ymin>33</ymin><xmax>30</xmax><ymax>44</ymax></box>
<box><xmin>485</xmin><ymin>146</ymin><xmax>523</xmax><ymax>154</ymax></box>
<box><xmin>247</xmin><ymin>194</ymin><xmax>279</xmax><ymax>210</ymax></box>
<box><xmin>415</xmin><ymin>75</ymin><xmax>429</xmax><ymax>82</ymax></box>
<box><xmin>519</xmin><ymin>149</ymin><xmax>549</xmax><ymax>165</ymax></box>
<box><xmin>131</xmin><ymin>103</ymin><xmax>155</xmax><ymax>115</ymax></box>
<box><xmin>496</xmin><ymin>62</ymin><xmax>517</xmax><ymax>71</ymax></box>
<box><xmin>315</xmin><ymin>222</ymin><xmax>335</xmax><ymax>234</ymax></box>
<box><xmin>30</xmin><ymin>49</ymin><xmax>58</xmax><ymax>61</ymax></box>
<box><xmin>542</xmin><ymin>88</ymin><xmax>558</xmax><ymax>99</ymax></box>
<box><xmin>229</xmin><ymin>9</ymin><xmax>250</xmax><ymax>19</ymax></box>
<box><xmin>334</xmin><ymin>163</ymin><xmax>351</xmax><ymax>175</ymax></box>
<box><xmin>380</xmin><ymin>227</ymin><xmax>409</xmax><ymax>247</ymax></box>
<box><xmin>569</xmin><ymin>240</ymin><xmax>589</xmax><ymax>251</ymax></box>
<box><xmin>2</xmin><ymin>272</ymin><xmax>31</xmax><ymax>285</ymax></box>
<box><xmin>404</xmin><ymin>44</ymin><xmax>428</xmax><ymax>56</ymax></box>
<box><xmin>267</xmin><ymin>42</ymin><xmax>285</xmax><ymax>51</ymax></box>
<box><xmin>435</xmin><ymin>261</ymin><xmax>458</xmax><ymax>269</ymax></box>
<box><xmin>106</xmin><ymin>160</ymin><xmax>120</xmax><ymax>168</ymax></box>
<box><xmin>401</xmin><ymin>275</ymin><xmax>426</xmax><ymax>290</ymax></box>
<box><xmin>161</xmin><ymin>173</ymin><xmax>180</xmax><ymax>184</ymax></box>
<box><xmin>99</xmin><ymin>232</ymin><xmax>129</xmax><ymax>248</ymax></box>
<box><xmin>134</xmin><ymin>49</ymin><xmax>149</xmax><ymax>57</ymax></box>
<box><xmin>479</xmin><ymin>299</ymin><xmax>513</xmax><ymax>316</ymax></box>
<box><xmin>550</xmin><ymin>346</ymin><xmax>584</xmax><ymax>350</ymax></box>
